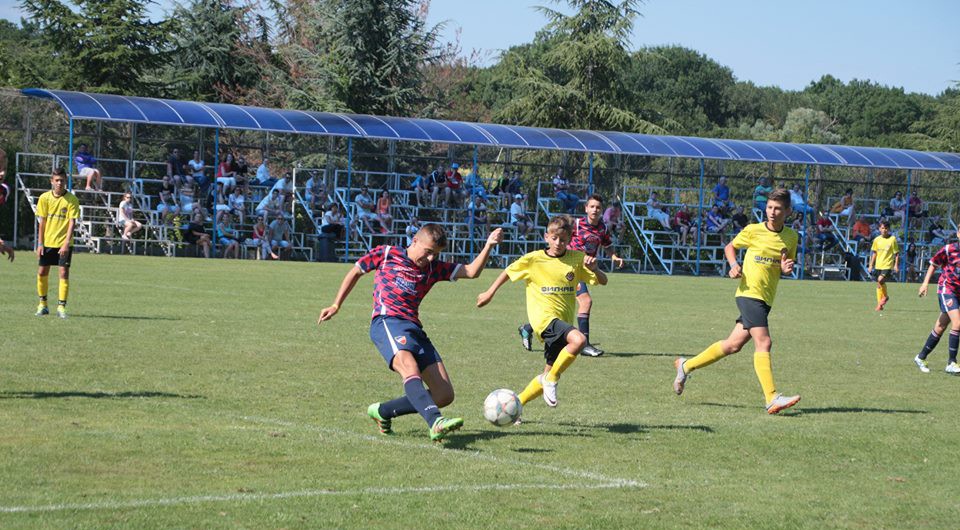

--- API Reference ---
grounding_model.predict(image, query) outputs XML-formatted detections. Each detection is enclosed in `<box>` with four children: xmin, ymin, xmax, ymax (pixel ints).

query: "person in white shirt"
<box><xmin>354</xmin><ymin>186</ymin><xmax>379</xmax><ymax>233</ymax></box>
<box><xmin>509</xmin><ymin>193</ymin><xmax>532</xmax><ymax>238</ymax></box>
<box><xmin>227</xmin><ymin>186</ymin><xmax>245</xmax><ymax>225</ymax></box>
<box><xmin>405</xmin><ymin>216</ymin><xmax>421</xmax><ymax>246</ymax></box>
<box><xmin>645</xmin><ymin>191</ymin><xmax>672</xmax><ymax>230</ymax></box>
<box><xmin>256</xmin><ymin>189</ymin><xmax>283</xmax><ymax>219</ymax></box>
<box><xmin>255</xmin><ymin>158</ymin><xmax>273</xmax><ymax>185</ymax></box>
<box><xmin>117</xmin><ymin>192</ymin><xmax>143</xmax><ymax>240</ymax></box>
<box><xmin>320</xmin><ymin>203</ymin><xmax>345</xmax><ymax>239</ymax></box>
<box><xmin>188</xmin><ymin>151</ymin><xmax>206</xmax><ymax>189</ymax></box>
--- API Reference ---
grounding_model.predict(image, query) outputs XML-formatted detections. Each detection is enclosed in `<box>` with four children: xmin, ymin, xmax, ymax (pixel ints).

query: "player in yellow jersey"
<box><xmin>868</xmin><ymin>220</ymin><xmax>899</xmax><ymax>312</ymax></box>
<box><xmin>35</xmin><ymin>168</ymin><xmax>80</xmax><ymax>318</ymax></box>
<box><xmin>477</xmin><ymin>215</ymin><xmax>607</xmax><ymax>416</ymax></box>
<box><xmin>673</xmin><ymin>188</ymin><xmax>801</xmax><ymax>414</ymax></box>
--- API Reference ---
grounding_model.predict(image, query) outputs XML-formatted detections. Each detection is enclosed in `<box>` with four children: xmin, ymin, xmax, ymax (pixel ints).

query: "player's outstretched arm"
<box><xmin>918</xmin><ymin>264</ymin><xmax>937</xmax><ymax>297</ymax></box>
<box><xmin>477</xmin><ymin>270</ymin><xmax>510</xmax><ymax>307</ymax></box>
<box><xmin>318</xmin><ymin>266</ymin><xmax>365</xmax><ymax>323</ymax></box>
<box><xmin>458</xmin><ymin>228</ymin><xmax>503</xmax><ymax>279</ymax></box>
<box><xmin>724</xmin><ymin>242</ymin><xmax>742</xmax><ymax>278</ymax></box>
<box><xmin>583</xmin><ymin>255</ymin><xmax>608</xmax><ymax>285</ymax></box>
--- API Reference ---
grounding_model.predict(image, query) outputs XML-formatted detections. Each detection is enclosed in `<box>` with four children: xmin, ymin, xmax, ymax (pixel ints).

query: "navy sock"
<box><xmin>379</xmin><ymin>397</ymin><xmax>417</xmax><ymax>419</ymax></box>
<box><xmin>949</xmin><ymin>330</ymin><xmax>959</xmax><ymax>364</ymax></box>
<box><xmin>577</xmin><ymin>313</ymin><xmax>590</xmax><ymax>339</ymax></box>
<box><xmin>918</xmin><ymin>330</ymin><xmax>942</xmax><ymax>360</ymax></box>
<box><xmin>522</xmin><ymin>323</ymin><xmax>533</xmax><ymax>336</ymax></box>
<box><xmin>403</xmin><ymin>376</ymin><xmax>442</xmax><ymax>427</ymax></box>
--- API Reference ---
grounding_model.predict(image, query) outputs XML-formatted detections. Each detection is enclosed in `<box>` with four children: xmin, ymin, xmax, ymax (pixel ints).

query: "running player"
<box><xmin>914</xmin><ymin>226</ymin><xmax>960</xmax><ymax>374</ymax></box>
<box><xmin>318</xmin><ymin>225</ymin><xmax>502</xmax><ymax>441</ymax></box>
<box><xmin>35</xmin><ymin>168</ymin><xmax>80</xmax><ymax>318</ymax></box>
<box><xmin>868</xmin><ymin>220</ymin><xmax>899</xmax><ymax>311</ymax></box>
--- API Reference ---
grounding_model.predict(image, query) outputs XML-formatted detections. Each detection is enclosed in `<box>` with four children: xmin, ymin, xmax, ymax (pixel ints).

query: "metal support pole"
<box><xmin>471</xmin><ymin>145</ymin><xmax>479</xmax><ymax>257</ymax></box>
<box><xmin>344</xmin><ymin>139</ymin><xmax>353</xmax><ymax>258</ymax></box>
<box><xmin>800</xmin><ymin>164</ymin><xmax>811</xmax><ymax>280</ymax></box>
<box><xmin>902</xmin><ymin>169</ymin><xmax>912</xmax><ymax>283</ymax></box>
<box><xmin>213</xmin><ymin>128</ymin><xmax>220</xmax><ymax>258</ymax></box>
<box><xmin>588</xmin><ymin>153</ymin><xmax>594</xmax><ymax>195</ymax></box>
<box><xmin>695</xmin><ymin>159</ymin><xmax>705</xmax><ymax>276</ymax></box>
<box><xmin>67</xmin><ymin>119</ymin><xmax>74</xmax><ymax>190</ymax></box>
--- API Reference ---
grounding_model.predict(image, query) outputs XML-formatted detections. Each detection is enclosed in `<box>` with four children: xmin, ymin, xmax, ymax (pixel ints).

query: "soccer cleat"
<box><xmin>429</xmin><ymin>416</ymin><xmax>464</xmax><ymax>441</ymax></box>
<box><xmin>518</xmin><ymin>325</ymin><xmax>532</xmax><ymax>351</ymax></box>
<box><xmin>879</xmin><ymin>296</ymin><xmax>889</xmax><ymax>310</ymax></box>
<box><xmin>56</xmin><ymin>306</ymin><xmax>68</xmax><ymax>319</ymax></box>
<box><xmin>540</xmin><ymin>374</ymin><xmax>558</xmax><ymax>407</ymax></box>
<box><xmin>581</xmin><ymin>343</ymin><xmax>604</xmax><ymax>357</ymax></box>
<box><xmin>35</xmin><ymin>304</ymin><xmax>49</xmax><ymax>317</ymax></box>
<box><xmin>366</xmin><ymin>403</ymin><xmax>393</xmax><ymax>435</ymax></box>
<box><xmin>945</xmin><ymin>362</ymin><xmax>960</xmax><ymax>375</ymax></box>
<box><xmin>673</xmin><ymin>357</ymin><xmax>688</xmax><ymax>395</ymax></box>
<box><xmin>913</xmin><ymin>355</ymin><xmax>931</xmax><ymax>374</ymax></box>
<box><xmin>765</xmin><ymin>393</ymin><xmax>801</xmax><ymax>415</ymax></box>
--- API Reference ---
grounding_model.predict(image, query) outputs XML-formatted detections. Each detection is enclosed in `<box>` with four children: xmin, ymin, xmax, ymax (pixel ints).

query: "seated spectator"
<box><xmin>705</xmin><ymin>205</ymin><xmax>730</xmax><ymax>242</ymax></box>
<box><xmin>603</xmin><ymin>201</ymin><xmax>626</xmax><ymax>240</ymax></box>
<box><xmin>731</xmin><ymin>205</ymin><xmax>750</xmax><ymax>234</ymax></box>
<box><xmin>815</xmin><ymin>214</ymin><xmax>838</xmax><ymax>251</ymax></box>
<box><xmin>270</xmin><ymin>171</ymin><xmax>294</xmax><ymax>205</ymax></box>
<box><xmin>304</xmin><ymin>172</ymin><xmax>324</xmax><ymax>204</ymax></box>
<box><xmin>217</xmin><ymin>212</ymin><xmax>241</xmax><ymax>259</ymax></box>
<box><xmin>552</xmin><ymin>168</ymin><xmax>580</xmax><ymax>214</ymax></box>
<box><xmin>354</xmin><ymin>186</ymin><xmax>379</xmax><ymax>233</ymax></box>
<box><xmin>830</xmin><ymin>188</ymin><xmax>855</xmax><ymax>223</ymax></box>
<box><xmin>75</xmin><ymin>143</ymin><xmax>102</xmax><ymax>191</ymax></box>
<box><xmin>673</xmin><ymin>204</ymin><xmax>694</xmax><ymax>245</ymax></box>
<box><xmin>712</xmin><ymin>176</ymin><xmax>733</xmax><ymax>212</ymax></box>
<box><xmin>928</xmin><ymin>216</ymin><xmax>952</xmax><ymax>246</ymax></box>
<box><xmin>885</xmin><ymin>191</ymin><xmax>906</xmax><ymax>223</ymax></box>
<box><xmin>908</xmin><ymin>190</ymin><xmax>926</xmax><ymax>219</ymax></box>
<box><xmin>320</xmin><ymin>203</ymin><xmax>345</xmax><ymax>239</ymax></box>
<box><xmin>309</xmin><ymin>187</ymin><xmax>332</xmax><ymax>214</ymax></box>
<box><xmin>468</xmin><ymin>194</ymin><xmax>489</xmax><ymax>237</ymax></box>
<box><xmin>851</xmin><ymin>216</ymin><xmax>873</xmax><ymax>247</ymax></box>
<box><xmin>492</xmin><ymin>169</ymin><xmax>511</xmax><ymax>210</ymax></box>
<box><xmin>219</xmin><ymin>186</ymin><xmax>245</xmax><ymax>225</ymax></box>
<box><xmin>117</xmin><ymin>192</ymin><xmax>143</xmax><ymax>241</ymax></box>
<box><xmin>753</xmin><ymin>177</ymin><xmax>772</xmax><ymax>212</ymax></box>
<box><xmin>377</xmin><ymin>190</ymin><xmax>393</xmax><ymax>233</ymax></box>
<box><xmin>789</xmin><ymin>183</ymin><xmax>815</xmax><ymax>216</ymax></box>
<box><xmin>166</xmin><ymin>148</ymin><xmax>187</xmax><ymax>188</ymax></box>
<box><xmin>445</xmin><ymin>163</ymin><xmax>465</xmax><ymax>208</ymax></box>
<box><xmin>255</xmin><ymin>157</ymin><xmax>277</xmax><ymax>188</ymax></box>
<box><xmin>179</xmin><ymin>179</ymin><xmax>198</xmax><ymax>216</ymax></box>
<box><xmin>181</xmin><ymin>211</ymin><xmax>211</xmax><ymax>258</ymax></box>
<box><xmin>510</xmin><ymin>193</ymin><xmax>533</xmax><ymax>239</ymax></box>
<box><xmin>410</xmin><ymin>172</ymin><xmax>430</xmax><ymax>208</ymax></box>
<box><xmin>247</xmin><ymin>215</ymin><xmax>277</xmax><ymax>260</ymax></box>
<box><xmin>216</xmin><ymin>153</ymin><xmax>238</xmax><ymax>193</ymax></box>
<box><xmin>234</xmin><ymin>154</ymin><xmax>250</xmax><ymax>194</ymax></box>
<box><xmin>256</xmin><ymin>188</ymin><xmax>284</xmax><ymax>220</ymax></box>
<box><xmin>188</xmin><ymin>150</ymin><xmax>207</xmax><ymax>192</ymax></box>
<box><xmin>156</xmin><ymin>175</ymin><xmax>180</xmax><ymax>224</ymax></box>
<box><xmin>645</xmin><ymin>191</ymin><xmax>672</xmax><ymax>230</ymax></box>
<box><xmin>268</xmin><ymin>213</ymin><xmax>292</xmax><ymax>258</ymax></box>
<box><xmin>506</xmin><ymin>169</ymin><xmax>523</xmax><ymax>197</ymax></box>
<box><xmin>429</xmin><ymin>163</ymin><xmax>447</xmax><ymax>207</ymax></box>
<box><xmin>405</xmin><ymin>216</ymin><xmax>421</xmax><ymax>246</ymax></box>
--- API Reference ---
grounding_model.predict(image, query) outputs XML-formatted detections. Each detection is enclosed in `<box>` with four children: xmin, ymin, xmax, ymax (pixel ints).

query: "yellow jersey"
<box><xmin>506</xmin><ymin>249</ymin><xmax>599</xmax><ymax>341</ymax></box>
<box><xmin>732</xmin><ymin>222</ymin><xmax>798</xmax><ymax>306</ymax></box>
<box><xmin>36</xmin><ymin>190</ymin><xmax>80</xmax><ymax>248</ymax></box>
<box><xmin>871</xmin><ymin>235</ymin><xmax>899</xmax><ymax>270</ymax></box>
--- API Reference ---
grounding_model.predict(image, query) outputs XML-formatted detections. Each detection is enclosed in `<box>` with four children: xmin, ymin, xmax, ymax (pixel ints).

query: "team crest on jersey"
<box><xmin>60</xmin><ymin>207</ymin><xmax>68</xmax><ymax>214</ymax></box>
<box><xmin>565</xmin><ymin>271</ymin><xmax>575</xmax><ymax>281</ymax></box>
<box><xmin>395</xmin><ymin>276</ymin><xmax>417</xmax><ymax>294</ymax></box>
<box><xmin>394</xmin><ymin>335</ymin><xmax>408</xmax><ymax>346</ymax></box>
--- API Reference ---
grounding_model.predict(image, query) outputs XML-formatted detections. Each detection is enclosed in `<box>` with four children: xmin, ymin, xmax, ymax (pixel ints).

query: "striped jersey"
<box><xmin>931</xmin><ymin>243</ymin><xmax>960</xmax><ymax>295</ymax></box>
<box><xmin>569</xmin><ymin>217</ymin><xmax>612</xmax><ymax>257</ymax></box>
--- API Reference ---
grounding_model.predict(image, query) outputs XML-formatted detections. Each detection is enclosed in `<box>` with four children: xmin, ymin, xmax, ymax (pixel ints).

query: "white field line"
<box><xmin>0</xmin><ymin>482</ymin><xmax>630</xmax><ymax>514</ymax></box>
<box><xmin>239</xmin><ymin>415</ymin><xmax>645</xmax><ymax>489</ymax></box>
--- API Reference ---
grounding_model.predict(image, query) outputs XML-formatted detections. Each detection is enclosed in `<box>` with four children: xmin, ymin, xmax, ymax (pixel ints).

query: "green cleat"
<box><xmin>35</xmin><ymin>304</ymin><xmax>49</xmax><ymax>317</ymax></box>
<box><xmin>367</xmin><ymin>403</ymin><xmax>393</xmax><ymax>435</ymax></box>
<box><xmin>429</xmin><ymin>416</ymin><xmax>464</xmax><ymax>441</ymax></box>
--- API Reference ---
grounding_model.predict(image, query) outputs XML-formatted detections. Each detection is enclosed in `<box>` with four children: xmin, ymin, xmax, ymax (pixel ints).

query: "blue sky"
<box><xmin>2</xmin><ymin>0</ymin><xmax>956</xmax><ymax>95</ymax></box>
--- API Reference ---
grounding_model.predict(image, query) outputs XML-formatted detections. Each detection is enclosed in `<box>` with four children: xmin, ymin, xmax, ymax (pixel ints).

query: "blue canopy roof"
<box><xmin>23</xmin><ymin>88</ymin><xmax>960</xmax><ymax>172</ymax></box>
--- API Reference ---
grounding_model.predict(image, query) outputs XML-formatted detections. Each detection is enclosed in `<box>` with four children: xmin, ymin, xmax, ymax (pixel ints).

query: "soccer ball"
<box><xmin>483</xmin><ymin>388</ymin><xmax>522</xmax><ymax>426</ymax></box>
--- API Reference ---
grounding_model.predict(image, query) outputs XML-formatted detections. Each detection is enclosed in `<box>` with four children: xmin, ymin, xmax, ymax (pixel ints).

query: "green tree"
<box><xmin>20</xmin><ymin>0</ymin><xmax>175</xmax><ymax>95</ymax></box>
<box><xmin>496</xmin><ymin>0</ymin><xmax>663</xmax><ymax>133</ymax></box>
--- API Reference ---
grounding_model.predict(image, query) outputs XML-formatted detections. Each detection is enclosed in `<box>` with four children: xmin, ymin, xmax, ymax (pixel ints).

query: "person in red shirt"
<box><xmin>445</xmin><ymin>163</ymin><xmax>465</xmax><ymax>208</ymax></box>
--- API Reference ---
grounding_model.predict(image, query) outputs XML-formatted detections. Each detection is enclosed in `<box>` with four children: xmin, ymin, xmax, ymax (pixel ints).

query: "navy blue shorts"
<box><xmin>576</xmin><ymin>282</ymin><xmax>589</xmax><ymax>296</ymax></box>
<box><xmin>938</xmin><ymin>292</ymin><xmax>960</xmax><ymax>313</ymax></box>
<box><xmin>369</xmin><ymin>316</ymin><xmax>442</xmax><ymax>371</ymax></box>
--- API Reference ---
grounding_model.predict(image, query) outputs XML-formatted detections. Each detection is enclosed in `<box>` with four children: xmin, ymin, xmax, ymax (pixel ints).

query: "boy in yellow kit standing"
<box><xmin>868</xmin><ymin>220</ymin><xmax>899</xmax><ymax>311</ymax></box>
<box><xmin>673</xmin><ymin>188</ymin><xmax>801</xmax><ymax>414</ymax></box>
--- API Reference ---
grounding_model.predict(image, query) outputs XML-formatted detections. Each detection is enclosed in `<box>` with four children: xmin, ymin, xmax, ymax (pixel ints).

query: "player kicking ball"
<box><xmin>318</xmin><ymin>225</ymin><xmax>502</xmax><ymax>441</ymax></box>
<box><xmin>673</xmin><ymin>189</ymin><xmax>801</xmax><ymax>415</ymax></box>
<box><xmin>478</xmin><ymin>215</ymin><xmax>606</xmax><ymax>419</ymax></box>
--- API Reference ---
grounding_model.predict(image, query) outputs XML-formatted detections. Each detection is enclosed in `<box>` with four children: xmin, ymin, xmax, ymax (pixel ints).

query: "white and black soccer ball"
<box><xmin>483</xmin><ymin>388</ymin><xmax>522</xmax><ymax>426</ymax></box>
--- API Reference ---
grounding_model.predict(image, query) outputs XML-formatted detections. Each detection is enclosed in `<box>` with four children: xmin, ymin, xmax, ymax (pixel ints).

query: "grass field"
<box><xmin>0</xmin><ymin>253</ymin><xmax>958</xmax><ymax>528</ymax></box>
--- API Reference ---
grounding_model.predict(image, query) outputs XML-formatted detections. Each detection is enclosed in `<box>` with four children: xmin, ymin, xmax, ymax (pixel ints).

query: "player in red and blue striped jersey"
<box><xmin>519</xmin><ymin>194</ymin><xmax>623</xmax><ymax>356</ymax></box>
<box><xmin>318</xmin><ymin>224</ymin><xmax>502</xmax><ymax>441</ymax></box>
<box><xmin>915</xmin><ymin>227</ymin><xmax>960</xmax><ymax>374</ymax></box>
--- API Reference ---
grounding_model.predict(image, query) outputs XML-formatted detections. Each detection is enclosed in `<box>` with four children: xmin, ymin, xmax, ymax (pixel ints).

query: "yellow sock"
<box><xmin>37</xmin><ymin>275</ymin><xmax>49</xmax><ymax>301</ymax></box>
<box><xmin>876</xmin><ymin>286</ymin><xmax>884</xmax><ymax>303</ymax></box>
<box><xmin>545</xmin><ymin>348</ymin><xmax>576</xmax><ymax>383</ymax></box>
<box><xmin>881</xmin><ymin>283</ymin><xmax>888</xmax><ymax>299</ymax></box>
<box><xmin>753</xmin><ymin>351</ymin><xmax>777</xmax><ymax>403</ymax></box>
<box><xmin>58</xmin><ymin>278</ymin><xmax>69</xmax><ymax>304</ymax></box>
<box><xmin>517</xmin><ymin>375</ymin><xmax>543</xmax><ymax>405</ymax></box>
<box><xmin>683</xmin><ymin>341</ymin><xmax>728</xmax><ymax>373</ymax></box>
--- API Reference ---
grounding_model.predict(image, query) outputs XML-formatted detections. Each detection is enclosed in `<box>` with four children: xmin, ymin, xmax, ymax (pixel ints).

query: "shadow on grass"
<box><xmin>699</xmin><ymin>402</ymin><xmax>927</xmax><ymax>416</ymax></box>
<box><xmin>0</xmin><ymin>390</ymin><xmax>204</xmax><ymax>399</ymax></box>
<box><xmin>558</xmin><ymin>421</ymin><xmax>715</xmax><ymax>434</ymax></box>
<box><xmin>602</xmin><ymin>351</ymin><xmax>677</xmax><ymax>358</ymax></box>
<box><xmin>71</xmin><ymin>314</ymin><xmax>181</xmax><ymax>321</ymax></box>
<box><xmin>441</xmin><ymin>425</ymin><xmax>590</xmax><ymax>450</ymax></box>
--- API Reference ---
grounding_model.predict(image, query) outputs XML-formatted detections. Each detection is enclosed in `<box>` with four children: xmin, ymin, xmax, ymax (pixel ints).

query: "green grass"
<box><xmin>0</xmin><ymin>254</ymin><xmax>958</xmax><ymax>528</ymax></box>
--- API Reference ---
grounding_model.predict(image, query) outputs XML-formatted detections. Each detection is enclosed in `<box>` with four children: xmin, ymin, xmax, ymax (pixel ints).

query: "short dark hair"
<box><xmin>52</xmin><ymin>167</ymin><xmax>67</xmax><ymax>178</ymax></box>
<box><xmin>586</xmin><ymin>194</ymin><xmax>604</xmax><ymax>205</ymax></box>
<box><xmin>845</xmin><ymin>188</ymin><xmax>853</xmax><ymax>195</ymax></box>
<box><xmin>879</xmin><ymin>220</ymin><xmax>891</xmax><ymax>229</ymax></box>
<box><xmin>417</xmin><ymin>223</ymin><xmax>447</xmax><ymax>249</ymax></box>
<box><xmin>767</xmin><ymin>188</ymin><xmax>791</xmax><ymax>208</ymax></box>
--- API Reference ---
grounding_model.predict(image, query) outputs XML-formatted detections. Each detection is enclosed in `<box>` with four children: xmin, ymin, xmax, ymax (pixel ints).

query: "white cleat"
<box><xmin>913</xmin><ymin>355</ymin><xmax>930</xmax><ymax>374</ymax></box>
<box><xmin>673</xmin><ymin>357</ymin><xmax>688</xmax><ymax>395</ymax></box>
<box><xmin>945</xmin><ymin>362</ymin><xmax>960</xmax><ymax>375</ymax></box>
<box><xmin>765</xmin><ymin>393</ymin><xmax>801</xmax><ymax>415</ymax></box>
<box><xmin>540</xmin><ymin>374</ymin><xmax>558</xmax><ymax>407</ymax></box>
